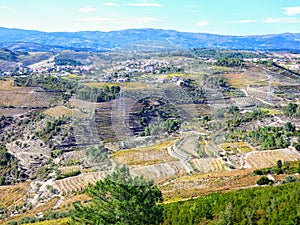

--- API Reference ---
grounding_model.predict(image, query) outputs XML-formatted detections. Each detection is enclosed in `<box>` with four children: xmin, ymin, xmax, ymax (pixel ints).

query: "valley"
<box><xmin>0</xmin><ymin>48</ymin><xmax>300</xmax><ymax>224</ymax></box>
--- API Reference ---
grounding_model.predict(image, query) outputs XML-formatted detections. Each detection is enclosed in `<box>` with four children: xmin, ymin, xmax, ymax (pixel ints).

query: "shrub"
<box><xmin>257</xmin><ymin>176</ymin><xmax>274</xmax><ymax>185</ymax></box>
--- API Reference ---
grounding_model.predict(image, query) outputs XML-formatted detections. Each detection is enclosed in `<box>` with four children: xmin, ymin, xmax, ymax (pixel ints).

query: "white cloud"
<box><xmin>78</xmin><ymin>6</ymin><xmax>96</xmax><ymax>13</ymax></box>
<box><xmin>104</xmin><ymin>2</ymin><xmax>119</xmax><ymax>7</ymax></box>
<box><xmin>264</xmin><ymin>17</ymin><xmax>300</xmax><ymax>23</ymax></box>
<box><xmin>127</xmin><ymin>2</ymin><xmax>163</xmax><ymax>7</ymax></box>
<box><xmin>196</xmin><ymin>21</ymin><xmax>209</xmax><ymax>26</ymax></box>
<box><xmin>224</xmin><ymin>19</ymin><xmax>257</xmax><ymax>24</ymax></box>
<box><xmin>0</xmin><ymin>6</ymin><xmax>8</xmax><ymax>9</ymax></box>
<box><xmin>283</xmin><ymin>6</ymin><xmax>300</xmax><ymax>16</ymax></box>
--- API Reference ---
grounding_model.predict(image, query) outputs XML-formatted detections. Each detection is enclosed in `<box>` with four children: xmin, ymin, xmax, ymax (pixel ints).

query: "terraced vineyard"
<box><xmin>191</xmin><ymin>158</ymin><xmax>226</xmax><ymax>173</ymax></box>
<box><xmin>131</xmin><ymin>161</ymin><xmax>186</xmax><ymax>183</ymax></box>
<box><xmin>53</xmin><ymin>171</ymin><xmax>107</xmax><ymax>194</ymax></box>
<box><xmin>221</xmin><ymin>142</ymin><xmax>253</xmax><ymax>153</ymax></box>
<box><xmin>112</xmin><ymin>140</ymin><xmax>177</xmax><ymax>166</ymax></box>
<box><xmin>245</xmin><ymin>148</ymin><xmax>300</xmax><ymax>168</ymax></box>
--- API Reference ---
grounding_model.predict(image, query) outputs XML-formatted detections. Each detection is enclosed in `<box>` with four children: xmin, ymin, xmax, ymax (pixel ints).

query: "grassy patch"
<box><xmin>221</xmin><ymin>142</ymin><xmax>252</xmax><ymax>153</ymax></box>
<box><xmin>261</xmin><ymin>108</ymin><xmax>282</xmax><ymax>115</ymax></box>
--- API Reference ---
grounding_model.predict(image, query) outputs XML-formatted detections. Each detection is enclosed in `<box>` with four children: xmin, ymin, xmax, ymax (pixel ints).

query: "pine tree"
<box><xmin>71</xmin><ymin>165</ymin><xmax>163</xmax><ymax>225</ymax></box>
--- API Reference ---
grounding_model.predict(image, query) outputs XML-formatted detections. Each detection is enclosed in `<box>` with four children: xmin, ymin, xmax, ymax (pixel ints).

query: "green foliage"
<box><xmin>215</xmin><ymin>57</ymin><xmax>243</xmax><ymax>67</ymax></box>
<box><xmin>280</xmin><ymin>176</ymin><xmax>298</xmax><ymax>184</ymax></box>
<box><xmin>293</xmin><ymin>142</ymin><xmax>300</xmax><ymax>151</ymax></box>
<box><xmin>276</xmin><ymin>160</ymin><xmax>282</xmax><ymax>169</ymax></box>
<box><xmin>0</xmin><ymin>145</ymin><xmax>27</xmax><ymax>185</ymax></box>
<box><xmin>283</xmin><ymin>103</ymin><xmax>299</xmax><ymax>117</ymax></box>
<box><xmin>163</xmin><ymin>182</ymin><xmax>300</xmax><ymax>225</ymax></box>
<box><xmin>0</xmin><ymin>48</ymin><xmax>18</xmax><ymax>61</ymax></box>
<box><xmin>256</xmin><ymin>176</ymin><xmax>274</xmax><ymax>185</ymax></box>
<box><xmin>191</xmin><ymin>49</ymin><xmax>264</xmax><ymax>59</ymax></box>
<box><xmin>144</xmin><ymin>119</ymin><xmax>181</xmax><ymax>136</ymax></box>
<box><xmin>56</xmin><ymin>170</ymin><xmax>81</xmax><ymax>180</ymax></box>
<box><xmin>229</xmin><ymin>124</ymin><xmax>294</xmax><ymax>150</ymax></box>
<box><xmin>85</xmin><ymin>143</ymin><xmax>111</xmax><ymax>165</ymax></box>
<box><xmin>76</xmin><ymin>85</ymin><xmax>120</xmax><ymax>102</ymax></box>
<box><xmin>72</xmin><ymin>165</ymin><xmax>163</xmax><ymax>225</ymax></box>
<box><xmin>36</xmin><ymin>116</ymin><xmax>70</xmax><ymax>148</ymax></box>
<box><xmin>54</xmin><ymin>56</ymin><xmax>82</xmax><ymax>66</ymax></box>
<box><xmin>14</xmin><ymin>75</ymin><xmax>78</xmax><ymax>93</ymax></box>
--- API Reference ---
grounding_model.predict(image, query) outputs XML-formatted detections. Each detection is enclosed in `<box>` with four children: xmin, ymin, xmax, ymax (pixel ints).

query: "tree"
<box><xmin>276</xmin><ymin>160</ymin><xmax>282</xmax><ymax>169</ymax></box>
<box><xmin>256</xmin><ymin>176</ymin><xmax>274</xmax><ymax>185</ymax></box>
<box><xmin>284</xmin><ymin>122</ymin><xmax>296</xmax><ymax>133</ymax></box>
<box><xmin>283</xmin><ymin>103</ymin><xmax>298</xmax><ymax>117</ymax></box>
<box><xmin>71</xmin><ymin>165</ymin><xmax>163</xmax><ymax>225</ymax></box>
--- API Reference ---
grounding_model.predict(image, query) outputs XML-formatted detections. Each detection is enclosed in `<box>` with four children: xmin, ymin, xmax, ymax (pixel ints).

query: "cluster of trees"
<box><xmin>229</xmin><ymin>123</ymin><xmax>296</xmax><ymax>150</ymax></box>
<box><xmin>212</xmin><ymin>107</ymin><xmax>268</xmax><ymax>132</ymax></box>
<box><xmin>0</xmin><ymin>48</ymin><xmax>19</xmax><ymax>61</ymax></box>
<box><xmin>158</xmin><ymin>66</ymin><xmax>184</xmax><ymax>74</ymax></box>
<box><xmin>251</xmin><ymin>123</ymin><xmax>295</xmax><ymax>149</ymax></box>
<box><xmin>283</xmin><ymin>103</ymin><xmax>300</xmax><ymax>117</ymax></box>
<box><xmin>76</xmin><ymin>85</ymin><xmax>120</xmax><ymax>102</ymax></box>
<box><xmin>14</xmin><ymin>75</ymin><xmax>78</xmax><ymax>93</ymax></box>
<box><xmin>191</xmin><ymin>48</ymin><xmax>264</xmax><ymax>59</ymax></box>
<box><xmin>215</xmin><ymin>57</ymin><xmax>243</xmax><ymax>67</ymax></box>
<box><xmin>36</xmin><ymin>116</ymin><xmax>70</xmax><ymax>148</ymax></box>
<box><xmin>85</xmin><ymin>143</ymin><xmax>111</xmax><ymax>165</ymax></box>
<box><xmin>54</xmin><ymin>56</ymin><xmax>82</xmax><ymax>66</ymax></box>
<box><xmin>0</xmin><ymin>145</ymin><xmax>27</xmax><ymax>185</ymax></box>
<box><xmin>163</xmin><ymin>181</ymin><xmax>300</xmax><ymax>225</ymax></box>
<box><xmin>144</xmin><ymin>119</ymin><xmax>181</xmax><ymax>136</ymax></box>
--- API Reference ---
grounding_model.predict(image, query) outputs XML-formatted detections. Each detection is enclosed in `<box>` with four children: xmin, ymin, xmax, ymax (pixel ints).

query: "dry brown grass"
<box><xmin>43</xmin><ymin>106</ymin><xmax>73</xmax><ymax>118</ymax></box>
<box><xmin>0</xmin><ymin>79</ymin><xmax>22</xmax><ymax>91</ymax></box>
<box><xmin>0</xmin><ymin>182</ymin><xmax>29</xmax><ymax>208</ymax></box>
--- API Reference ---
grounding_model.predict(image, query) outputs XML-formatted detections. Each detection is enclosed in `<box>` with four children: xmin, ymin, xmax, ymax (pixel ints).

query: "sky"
<box><xmin>0</xmin><ymin>0</ymin><xmax>300</xmax><ymax>35</ymax></box>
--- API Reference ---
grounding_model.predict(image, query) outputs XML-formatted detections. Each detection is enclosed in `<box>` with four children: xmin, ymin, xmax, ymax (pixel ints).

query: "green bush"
<box><xmin>256</xmin><ymin>176</ymin><xmax>274</xmax><ymax>185</ymax></box>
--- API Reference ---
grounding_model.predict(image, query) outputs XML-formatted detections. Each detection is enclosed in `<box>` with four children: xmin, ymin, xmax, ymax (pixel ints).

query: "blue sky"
<box><xmin>0</xmin><ymin>0</ymin><xmax>300</xmax><ymax>35</ymax></box>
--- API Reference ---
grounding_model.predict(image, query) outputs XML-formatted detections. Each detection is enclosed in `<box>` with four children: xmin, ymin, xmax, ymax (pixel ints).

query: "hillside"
<box><xmin>1</xmin><ymin>27</ymin><xmax>300</xmax><ymax>51</ymax></box>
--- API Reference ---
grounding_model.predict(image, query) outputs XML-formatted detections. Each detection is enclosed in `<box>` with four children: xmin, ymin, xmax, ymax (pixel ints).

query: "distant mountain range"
<box><xmin>1</xmin><ymin>27</ymin><xmax>300</xmax><ymax>52</ymax></box>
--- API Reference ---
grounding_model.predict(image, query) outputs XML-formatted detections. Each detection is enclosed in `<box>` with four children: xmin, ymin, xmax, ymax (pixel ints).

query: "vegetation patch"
<box><xmin>163</xmin><ymin>182</ymin><xmax>300</xmax><ymax>225</ymax></box>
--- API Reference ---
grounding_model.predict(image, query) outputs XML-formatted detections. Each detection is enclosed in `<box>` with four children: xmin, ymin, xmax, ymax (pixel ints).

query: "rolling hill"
<box><xmin>0</xmin><ymin>27</ymin><xmax>300</xmax><ymax>51</ymax></box>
